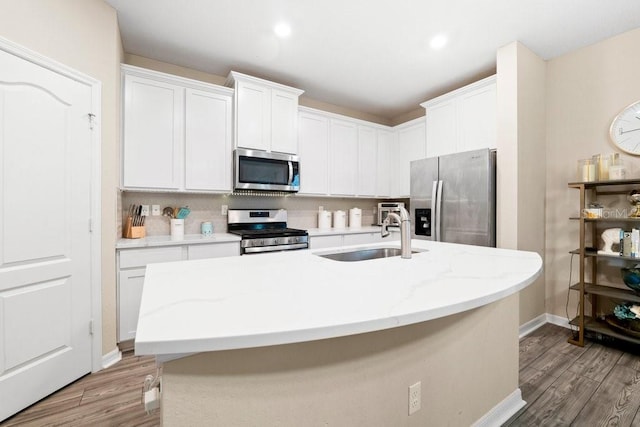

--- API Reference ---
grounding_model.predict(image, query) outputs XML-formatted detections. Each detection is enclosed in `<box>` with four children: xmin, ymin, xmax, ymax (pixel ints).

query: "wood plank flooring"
<box><xmin>507</xmin><ymin>323</ymin><xmax>640</xmax><ymax>426</ymax></box>
<box><xmin>3</xmin><ymin>324</ymin><xmax>640</xmax><ymax>426</ymax></box>
<box><xmin>0</xmin><ymin>351</ymin><xmax>160</xmax><ymax>427</ymax></box>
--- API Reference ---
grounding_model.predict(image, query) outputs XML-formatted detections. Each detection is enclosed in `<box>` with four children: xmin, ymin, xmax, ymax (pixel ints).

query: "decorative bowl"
<box><xmin>622</xmin><ymin>268</ymin><xmax>640</xmax><ymax>293</ymax></box>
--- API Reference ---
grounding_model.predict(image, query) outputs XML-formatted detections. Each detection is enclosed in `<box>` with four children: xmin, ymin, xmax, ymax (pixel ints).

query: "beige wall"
<box><xmin>545</xmin><ymin>28</ymin><xmax>640</xmax><ymax>319</ymax></box>
<box><xmin>162</xmin><ymin>294</ymin><xmax>519</xmax><ymax>426</ymax></box>
<box><xmin>0</xmin><ymin>0</ymin><xmax>123</xmax><ymax>356</ymax></box>
<box><xmin>496</xmin><ymin>42</ymin><xmax>547</xmax><ymax>325</ymax></box>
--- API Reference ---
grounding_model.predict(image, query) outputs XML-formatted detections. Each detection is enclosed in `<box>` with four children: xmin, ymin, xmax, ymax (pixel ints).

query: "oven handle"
<box><xmin>243</xmin><ymin>242</ymin><xmax>308</xmax><ymax>254</ymax></box>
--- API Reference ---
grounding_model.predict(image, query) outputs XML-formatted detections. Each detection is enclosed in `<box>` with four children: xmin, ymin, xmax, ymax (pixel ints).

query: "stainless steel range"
<box><xmin>227</xmin><ymin>209</ymin><xmax>309</xmax><ymax>255</ymax></box>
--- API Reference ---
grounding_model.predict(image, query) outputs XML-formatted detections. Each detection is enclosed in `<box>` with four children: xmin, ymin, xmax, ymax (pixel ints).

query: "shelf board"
<box><xmin>570</xmin><ymin>316</ymin><xmax>640</xmax><ymax>346</ymax></box>
<box><xmin>570</xmin><ymin>282</ymin><xmax>640</xmax><ymax>303</ymax></box>
<box><xmin>569</xmin><ymin>248</ymin><xmax>640</xmax><ymax>261</ymax></box>
<box><xmin>568</xmin><ymin>178</ymin><xmax>640</xmax><ymax>189</ymax></box>
<box><xmin>568</xmin><ymin>217</ymin><xmax>640</xmax><ymax>222</ymax></box>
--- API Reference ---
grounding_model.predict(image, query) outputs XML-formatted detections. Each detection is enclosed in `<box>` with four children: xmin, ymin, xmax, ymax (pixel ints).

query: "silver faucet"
<box><xmin>381</xmin><ymin>207</ymin><xmax>412</xmax><ymax>259</ymax></box>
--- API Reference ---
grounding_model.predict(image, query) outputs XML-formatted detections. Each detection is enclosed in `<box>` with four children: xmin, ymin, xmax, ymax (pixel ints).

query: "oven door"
<box><xmin>234</xmin><ymin>148</ymin><xmax>300</xmax><ymax>192</ymax></box>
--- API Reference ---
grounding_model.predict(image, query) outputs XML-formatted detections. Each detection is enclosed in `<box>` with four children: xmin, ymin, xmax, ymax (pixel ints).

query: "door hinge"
<box><xmin>89</xmin><ymin>218</ymin><xmax>93</xmax><ymax>233</ymax></box>
<box><xmin>88</xmin><ymin>113</ymin><xmax>96</xmax><ymax>130</ymax></box>
<box><xmin>89</xmin><ymin>319</ymin><xmax>94</xmax><ymax>335</ymax></box>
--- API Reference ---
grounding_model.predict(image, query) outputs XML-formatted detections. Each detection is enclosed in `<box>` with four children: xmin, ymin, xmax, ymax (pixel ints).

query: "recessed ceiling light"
<box><xmin>274</xmin><ymin>22</ymin><xmax>291</xmax><ymax>38</ymax></box>
<box><xmin>429</xmin><ymin>34</ymin><xmax>448</xmax><ymax>50</ymax></box>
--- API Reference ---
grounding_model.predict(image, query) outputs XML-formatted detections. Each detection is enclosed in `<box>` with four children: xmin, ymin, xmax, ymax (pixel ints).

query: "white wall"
<box><xmin>545</xmin><ymin>27</ymin><xmax>640</xmax><ymax>319</ymax></box>
<box><xmin>0</xmin><ymin>0</ymin><xmax>123</xmax><ymax>356</ymax></box>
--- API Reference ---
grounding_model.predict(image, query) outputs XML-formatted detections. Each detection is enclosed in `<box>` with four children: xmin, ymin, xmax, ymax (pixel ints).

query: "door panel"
<box><xmin>438</xmin><ymin>149</ymin><xmax>494</xmax><ymax>246</ymax></box>
<box><xmin>0</xmin><ymin>47</ymin><xmax>93</xmax><ymax>421</ymax></box>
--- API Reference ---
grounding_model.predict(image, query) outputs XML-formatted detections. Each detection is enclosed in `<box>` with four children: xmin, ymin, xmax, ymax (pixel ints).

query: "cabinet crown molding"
<box><xmin>421</xmin><ymin>74</ymin><xmax>496</xmax><ymax>109</ymax></box>
<box><xmin>225</xmin><ymin>70</ymin><xmax>304</xmax><ymax>96</ymax></box>
<box><xmin>121</xmin><ymin>64</ymin><xmax>233</xmax><ymax>95</ymax></box>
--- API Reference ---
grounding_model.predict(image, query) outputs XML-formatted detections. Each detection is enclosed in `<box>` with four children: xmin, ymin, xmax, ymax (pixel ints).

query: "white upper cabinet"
<box><xmin>298</xmin><ymin>110</ymin><xmax>329</xmax><ymax>195</ymax></box>
<box><xmin>123</xmin><ymin>74</ymin><xmax>183</xmax><ymax>189</ymax></box>
<box><xmin>226</xmin><ymin>71</ymin><xmax>304</xmax><ymax>154</ymax></box>
<box><xmin>357</xmin><ymin>125</ymin><xmax>377</xmax><ymax>197</ymax></box>
<box><xmin>392</xmin><ymin>118</ymin><xmax>426</xmax><ymax>197</ymax></box>
<box><xmin>329</xmin><ymin>118</ymin><xmax>358</xmax><ymax>196</ymax></box>
<box><xmin>121</xmin><ymin>65</ymin><xmax>233</xmax><ymax>192</ymax></box>
<box><xmin>422</xmin><ymin>75</ymin><xmax>496</xmax><ymax>157</ymax></box>
<box><xmin>184</xmin><ymin>88</ymin><xmax>232</xmax><ymax>191</ymax></box>
<box><xmin>376</xmin><ymin>129</ymin><xmax>394</xmax><ymax>197</ymax></box>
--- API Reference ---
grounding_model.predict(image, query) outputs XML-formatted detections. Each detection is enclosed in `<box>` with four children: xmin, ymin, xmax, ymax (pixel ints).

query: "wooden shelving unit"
<box><xmin>568</xmin><ymin>178</ymin><xmax>640</xmax><ymax>347</ymax></box>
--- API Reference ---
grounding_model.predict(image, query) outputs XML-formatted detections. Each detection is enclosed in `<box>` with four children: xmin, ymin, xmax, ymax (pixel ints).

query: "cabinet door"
<box><xmin>376</xmin><ymin>129</ymin><xmax>394</xmax><ymax>197</ymax></box>
<box><xmin>343</xmin><ymin>233</ymin><xmax>384</xmax><ymax>246</ymax></box>
<box><xmin>188</xmin><ymin>242</ymin><xmax>240</xmax><ymax>260</ymax></box>
<box><xmin>122</xmin><ymin>75</ymin><xmax>183</xmax><ymax>189</ymax></box>
<box><xmin>395</xmin><ymin>120</ymin><xmax>426</xmax><ymax>197</ymax></box>
<box><xmin>118</xmin><ymin>268</ymin><xmax>146</xmax><ymax>342</ymax></box>
<box><xmin>185</xmin><ymin>89</ymin><xmax>232</xmax><ymax>191</ymax></box>
<box><xmin>235</xmin><ymin>80</ymin><xmax>270</xmax><ymax>151</ymax></box>
<box><xmin>329</xmin><ymin>119</ymin><xmax>358</xmax><ymax>196</ymax></box>
<box><xmin>425</xmin><ymin>99</ymin><xmax>456</xmax><ymax>158</ymax></box>
<box><xmin>309</xmin><ymin>235</ymin><xmax>343</xmax><ymax>249</ymax></box>
<box><xmin>271</xmin><ymin>89</ymin><xmax>299</xmax><ymax>154</ymax></box>
<box><xmin>457</xmin><ymin>83</ymin><xmax>496</xmax><ymax>152</ymax></box>
<box><xmin>357</xmin><ymin>125</ymin><xmax>377</xmax><ymax>197</ymax></box>
<box><xmin>298</xmin><ymin>112</ymin><xmax>329</xmax><ymax>195</ymax></box>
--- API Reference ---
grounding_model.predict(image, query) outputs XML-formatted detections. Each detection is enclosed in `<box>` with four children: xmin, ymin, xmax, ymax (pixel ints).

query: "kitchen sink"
<box><xmin>317</xmin><ymin>247</ymin><xmax>425</xmax><ymax>262</ymax></box>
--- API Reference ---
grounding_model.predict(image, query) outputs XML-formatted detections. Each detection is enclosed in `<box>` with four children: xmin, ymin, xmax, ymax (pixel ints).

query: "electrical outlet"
<box><xmin>221</xmin><ymin>205</ymin><xmax>228</xmax><ymax>215</ymax></box>
<box><xmin>140</xmin><ymin>205</ymin><xmax>150</xmax><ymax>216</ymax></box>
<box><xmin>409</xmin><ymin>382</ymin><xmax>421</xmax><ymax>415</ymax></box>
<box><xmin>151</xmin><ymin>205</ymin><xmax>160</xmax><ymax>216</ymax></box>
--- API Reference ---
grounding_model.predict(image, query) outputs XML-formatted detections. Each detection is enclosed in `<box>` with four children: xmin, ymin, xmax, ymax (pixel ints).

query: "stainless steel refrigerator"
<box><xmin>410</xmin><ymin>148</ymin><xmax>496</xmax><ymax>247</ymax></box>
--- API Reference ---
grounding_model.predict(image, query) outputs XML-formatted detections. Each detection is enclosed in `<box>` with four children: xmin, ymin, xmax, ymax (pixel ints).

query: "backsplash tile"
<box><xmin>120</xmin><ymin>192</ymin><xmax>394</xmax><ymax>237</ymax></box>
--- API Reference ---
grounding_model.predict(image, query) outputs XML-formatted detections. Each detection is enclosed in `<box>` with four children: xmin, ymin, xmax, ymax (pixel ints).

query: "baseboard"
<box><xmin>101</xmin><ymin>348</ymin><xmax>122</xmax><ymax>370</ymax></box>
<box><xmin>472</xmin><ymin>388</ymin><xmax>526</xmax><ymax>427</ymax></box>
<box><xmin>519</xmin><ymin>313</ymin><xmax>571</xmax><ymax>338</ymax></box>
<box><xmin>544</xmin><ymin>313</ymin><xmax>571</xmax><ymax>329</ymax></box>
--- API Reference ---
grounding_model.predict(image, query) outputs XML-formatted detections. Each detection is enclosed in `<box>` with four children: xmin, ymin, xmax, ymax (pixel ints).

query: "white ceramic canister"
<box><xmin>349</xmin><ymin>208</ymin><xmax>362</xmax><ymax>228</ymax></box>
<box><xmin>318</xmin><ymin>210</ymin><xmax>332</xmax><ymax>230</ymax></box>
<box><xmin>333</xmin><ymin>210</ymin><xmax>346</xmax><ymax>229</ymax></box>
<box><xmin>170</xmin><ymin>218</ymin><xmax>184</xmax><ymax>240</ymax></box>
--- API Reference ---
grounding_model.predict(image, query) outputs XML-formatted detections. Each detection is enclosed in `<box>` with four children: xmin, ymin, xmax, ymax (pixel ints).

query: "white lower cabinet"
<box><xmin>343</xmin><ymin>232</ymin><xmax>384</xmax><ymax>246</ymax></box>
<box><xmin>310</xmin><ymin>231</ymin><xmax>391</xmax><ymax>250</ymax></box>
<box><xmin>117</xmin><ymin>241</ymin><xmax>239</xmax><ymax>342</ymax></box>
<box><xmin>118</xmin><ymin>268</ymin><xmax>146</xmax><ymax>342</ymax></box>
<box><xmin>188</xmin><ymin>242</ymin><xmax>240</xmax><ymax>260</ymax></box>
<box><xmin>309</xmin><ymin>235</ymin><xmax>344</xmax><ymax>249</ymax></box>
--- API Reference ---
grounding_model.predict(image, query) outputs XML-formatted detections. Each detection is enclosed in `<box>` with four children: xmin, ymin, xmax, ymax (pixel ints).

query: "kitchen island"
<box><xmin>136</xmin><ymin>239</ymin><xmax>541</xmax><ymax>426</ymax></box>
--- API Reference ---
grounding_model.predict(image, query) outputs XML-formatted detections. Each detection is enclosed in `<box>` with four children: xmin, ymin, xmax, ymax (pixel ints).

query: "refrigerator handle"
<box><xmin>435</xmin><ymin>180</ymin><xmax>443</xmax><ymax>241</ymax></box>
<box><xmin>431</xmin><ymin>181</ymin><xmax>438</xmax><ymax>241</ymax></box>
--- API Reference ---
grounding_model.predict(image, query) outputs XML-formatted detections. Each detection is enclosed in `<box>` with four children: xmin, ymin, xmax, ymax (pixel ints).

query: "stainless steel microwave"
<box><xmin>234</xmin><ymin>148</ymin><xmax>300</xmax><ymax>192</ymax></box>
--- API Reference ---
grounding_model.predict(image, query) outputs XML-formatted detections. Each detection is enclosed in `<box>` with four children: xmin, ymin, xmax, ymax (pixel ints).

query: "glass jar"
<box><xmin>577</xmin><ymin>159</ymin><xmax>596</xmax><ymax>182</ymax></box>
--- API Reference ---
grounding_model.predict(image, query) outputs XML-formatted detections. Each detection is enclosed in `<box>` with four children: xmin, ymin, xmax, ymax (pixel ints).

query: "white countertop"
<box><xmin>116</xmin><ymin>233</ymin><xmax>241</xmax><ymax>249</ymax></box>
<box><xmin>134</xmin><ymin>240</ymin><xmax>542</xmax><ymax>357</ymax></box>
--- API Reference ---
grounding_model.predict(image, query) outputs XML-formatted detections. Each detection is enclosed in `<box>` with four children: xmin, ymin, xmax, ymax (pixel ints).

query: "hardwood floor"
<box><xmin>507</xmin><ymin>323</ymin><xmax>640</xmax><ymax>426</ymax></box>
<box><xmin>3</xmin><ymin>324</ymin><xmax>640</xmax><ymax>426</ymax></box>
<box><xmin>0</xmin><ymin>351</ymin><xmax>160</xmax><ymax>427</ymax></box>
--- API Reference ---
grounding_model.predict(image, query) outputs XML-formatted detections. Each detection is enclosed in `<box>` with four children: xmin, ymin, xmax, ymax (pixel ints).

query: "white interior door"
<box><xmin>0</xmin><ymin>46</ymin><xmax>95</xmax><ymax>421</ymax></box>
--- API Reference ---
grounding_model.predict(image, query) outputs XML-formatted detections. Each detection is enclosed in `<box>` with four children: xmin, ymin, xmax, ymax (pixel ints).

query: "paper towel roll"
<box><xmin>349</xmin><ymin>208</ymin><xmax>362</xmax><ymax>228</ymax></box>
<box><xmin>333</xmin><ymin>210</ymin><xmax>346</xmax><ymax>229</ymax></box>
<box><xmin>318</xmin><ymin>211</ymin><xmax>332</xmax><ymax>230</ymax></box>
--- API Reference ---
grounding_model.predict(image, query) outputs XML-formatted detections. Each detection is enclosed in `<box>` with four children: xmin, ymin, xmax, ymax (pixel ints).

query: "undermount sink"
<box><xmin>317</xmin><ymin>247</ymin><xmax>425</xmax><ymax>262</ymax></box>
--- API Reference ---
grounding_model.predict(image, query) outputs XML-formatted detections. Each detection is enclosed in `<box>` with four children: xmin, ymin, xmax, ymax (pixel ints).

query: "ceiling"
<box><xmin>106</xmin><ymin>0</ymin><xmax>640</xmax><ymax>121</ymax></box>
